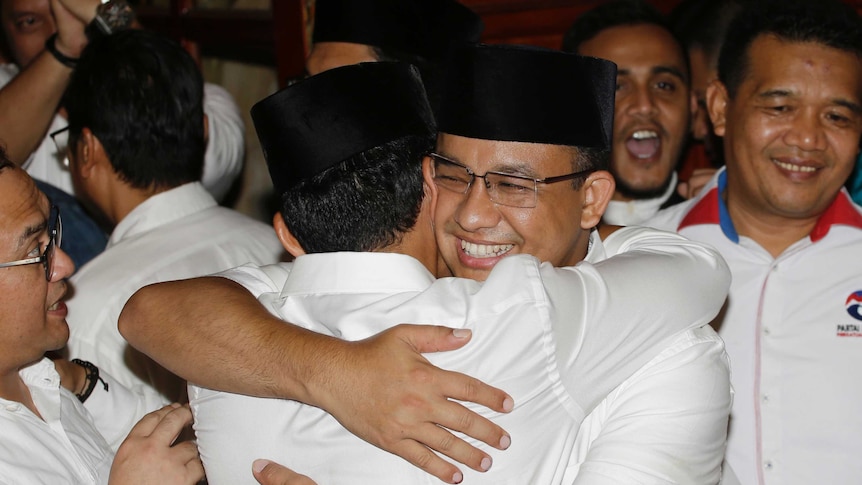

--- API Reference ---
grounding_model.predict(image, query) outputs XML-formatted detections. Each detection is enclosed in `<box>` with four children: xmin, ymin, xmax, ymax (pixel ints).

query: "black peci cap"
<box><xmin>251</xmin><ymin>62</ymin><xmax>435</xmax><ymax>196</ymax></box>
<box><xmin>437</xmin><ymin>43</ymin><xmax>616</xmax><ymax>149</ymax></box>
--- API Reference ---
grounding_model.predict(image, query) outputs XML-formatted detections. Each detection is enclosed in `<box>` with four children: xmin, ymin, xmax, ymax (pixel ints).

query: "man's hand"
<box><xmin>51</xmin><ymin>0</ymin><xmax>91</xmax><ymax>59</ymax></box>
<box><xmin>253</xmin><ymin>460</ymin><xmax>317</xmax><ymax>485</ymax></box>
<box><xmin>677</xmin><ymin>168</ymin><xmax>718</xmax><ymax>200</ymax></box>
<box><xmin>109</xmin><ymin>404</ymin><xmax>205</xmax><ymax>485</ymax></box>
<box><xmin>312</xmin><ymin>325</ymin><xmax>514</xmax><ymax>484</ymax></box>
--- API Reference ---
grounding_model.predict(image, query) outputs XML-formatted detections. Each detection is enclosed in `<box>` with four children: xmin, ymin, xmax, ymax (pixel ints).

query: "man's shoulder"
<box><xmin>217</xmin><ymin>262</ymin><xmax>293</xmax><ymax>298</ymax></box>
<box><xmin>643</xmin><ymin>197</ymin><xmax>698</xmax><ymax>232</ymax></box>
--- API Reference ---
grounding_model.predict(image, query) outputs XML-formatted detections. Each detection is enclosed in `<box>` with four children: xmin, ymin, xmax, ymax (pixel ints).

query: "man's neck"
<box><xmin>0</xmin><ymin>370</ymin><xmax>42</xmax><ymax>419</ymax></box>
<box><xmin>725</xmin><ymin>192</ymin><xmax>819</xmax><ymax>258</ymax></box>
<box><xmin>102</xmin><ymin>182</ymin><xmax>172</xmax><ymax>228</ymax></box>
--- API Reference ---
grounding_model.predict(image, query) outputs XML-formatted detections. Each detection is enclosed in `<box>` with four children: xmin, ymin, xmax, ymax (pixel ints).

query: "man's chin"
<box><xmin>613</xmin><ymin>174</ymin><xmax>674</xmax><ymax>200</ymax></box>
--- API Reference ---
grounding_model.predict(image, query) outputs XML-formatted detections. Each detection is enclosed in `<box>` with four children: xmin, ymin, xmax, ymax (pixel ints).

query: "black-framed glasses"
<box><xmin>49</xmin><ymin>126</ymin><xmax>71</xmax><ymax>168</ymax></box>
<box><xmin>0</xmin><ymin>205</ymin><xmax>62</xmax><ymax>280</ymax></box>
<box><xmin>429</xmin><ymin>153</ymin><xmax>595</xmax><ymax>209</ymax></box>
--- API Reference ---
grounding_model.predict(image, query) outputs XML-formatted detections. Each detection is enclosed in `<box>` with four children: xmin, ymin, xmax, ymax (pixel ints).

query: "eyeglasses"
<box><xmin>429</xmin><ymin>153</ymin><xmax>595</xmax><ymax>209</ymax></box>
<box><xmin>49</xmin><ymin>126</ymin><xmax>71</xmax><ymax>169</ymax></box>
<box><xmin>0</xmin><ymin>205</ymin><xmax>63</xmax><ymax>281</ymax></box>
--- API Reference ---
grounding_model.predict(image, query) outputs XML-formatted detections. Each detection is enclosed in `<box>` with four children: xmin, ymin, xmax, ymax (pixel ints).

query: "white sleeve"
<box><xmin>83</xmin><ymin>369</ymin><xmax>169</xmax><ymax>452</ymax></box>
<box><xmin>546</xmin><ymin>226</ymin><xmax>731</xmax><ymax>413</ymax></box>
<box><xmin>571</xmin><ymin>327</ymin><xmax>732</xmax><ymax>484</ymax></box>
<box><xmin>201</xmin><ymin>82</ymin><xmax>245</xmax><ymax>201</ymax></box>
<box><xmin>215</xmin><ymin>263</ymin><xmax>292</xmax><ymax>299</ymax></box>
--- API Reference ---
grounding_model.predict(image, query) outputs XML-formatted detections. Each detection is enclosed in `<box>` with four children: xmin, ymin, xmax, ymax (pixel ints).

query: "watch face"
<box><xmin>95</xmin><ymin>0</ymin><xmax>135</xmax><ymax>35</ymax></box>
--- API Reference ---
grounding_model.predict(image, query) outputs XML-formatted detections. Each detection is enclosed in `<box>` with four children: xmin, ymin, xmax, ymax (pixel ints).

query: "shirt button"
<box><xmin>762</xmin><ymin>394</ymin><xmax>770</xmax><ymax>403</ymax></box>
<box><xmin>763</xmin><ymin>327</ymin><xmax>771</xmax><ymax>336</ymax></box>
<box><xmin>5</xmin><ymin>404</ymin><xmax>19</xmax><ymax>412</ymax></box>
<box><xmin>764</xmin><ymin>461</ymin><xmax>774</xmax><ymax>470</ymax></box>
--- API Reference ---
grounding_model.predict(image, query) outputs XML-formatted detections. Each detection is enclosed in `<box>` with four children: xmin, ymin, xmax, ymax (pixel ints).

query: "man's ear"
<box><xmin>272</xmin><ymin>212</ymin><xmax>306</xmax><ymax>257</ymax></box>
<box><xmin>421</xmin><ymin>155</ymin><xmax>439</xmax><ymax>223</ymax></box>
<box><xmin>77</xmin><ymin>127</ymin><xmax>107</xmax><ymax>179</ymax></box>
<box><xmin>706</xmin><ymin>79</ymin><xmax>729</xmax><ymax>137</ymax></box>
<box><xmin>580</xmin><ymin>170</ymin><xmax>615</xmax><ymax>230</ymax></box>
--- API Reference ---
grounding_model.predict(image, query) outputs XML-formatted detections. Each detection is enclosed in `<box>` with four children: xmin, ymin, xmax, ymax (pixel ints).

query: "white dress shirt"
<box><xmin>66</xmin><ymin>182</ymin><xmax>283</xmax><ymax>403</ymax></box>
<box><xmin>191</xmin><ymin>226</ymin><xmax>731</xmax><ymax>484</ymax></box>
<box><xmin>0</xmin><ymin>358</ymin><xmax>113</xmax><ymax>485</ymax></box>
<box><xmin>0</xmin><ymin>64</ymin><xmax>245</xmax><ymax>202</ymax></box>
<box><xmin>647</xmin><ymin>167</ymin><xmax>862</xmax><ymax>485</ymax></box>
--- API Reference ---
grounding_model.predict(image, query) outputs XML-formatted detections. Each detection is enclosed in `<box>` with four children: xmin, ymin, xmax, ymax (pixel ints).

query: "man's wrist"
<box><xmin>44</xmin><ymin>33</ymin><xmax>80</xmax><ymax>68</ymax></box>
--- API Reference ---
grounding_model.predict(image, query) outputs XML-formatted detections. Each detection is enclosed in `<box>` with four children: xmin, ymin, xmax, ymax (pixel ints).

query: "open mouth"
<box><xmin>625</xmin><ymin>130</ymin><xmax>661</xmax><ymax>159</ymax></box>
<box><xmin>461</xmin><ymin>240</ymin><xmax>514</xmax><ymax>258</ymax></box>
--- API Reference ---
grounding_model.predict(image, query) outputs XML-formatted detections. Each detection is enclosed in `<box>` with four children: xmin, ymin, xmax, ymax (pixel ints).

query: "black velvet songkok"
<box><xmin>437</xmin><ymin>43</ymin><xmax>617</xmax><ymax>149</ymax></box>
<box><xmin>251</xmin><ymin>62</ymin><xmax>435</xmax><ymax>196</ymax></box>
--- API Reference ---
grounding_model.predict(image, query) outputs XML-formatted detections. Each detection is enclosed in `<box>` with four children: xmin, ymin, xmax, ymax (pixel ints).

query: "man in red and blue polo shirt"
<box><xmin>647</xmin><ymin>1</ymin><xmax>862</xmax><ymax>484</ymax></box>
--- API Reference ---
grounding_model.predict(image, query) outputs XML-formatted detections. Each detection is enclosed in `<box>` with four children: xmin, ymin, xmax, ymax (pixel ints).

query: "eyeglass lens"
<box><xmin>432</xmin><ymin>155</ymin><xmax>538</xmax><ymax>208</ymax></box>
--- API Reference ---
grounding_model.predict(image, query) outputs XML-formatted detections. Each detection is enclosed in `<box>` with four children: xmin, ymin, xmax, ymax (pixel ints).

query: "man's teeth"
<box><xmin>631</xmin><ymin>130</ymin><xmax>658</xmax><ymax>140</ymax></box>
<box><xmin>774</xmin><ymin>160</ymin><xmax>816</xmax><ymax>173</ymax></box>
<box><xmin>461</xmin><ymin>240</ymin><xmax>514</xmax><ymax>258</ymax></box>
<box><xmin>48</xmin><ymin>302</ymin><xmax>59</xmax><ymax>311</ymax></box>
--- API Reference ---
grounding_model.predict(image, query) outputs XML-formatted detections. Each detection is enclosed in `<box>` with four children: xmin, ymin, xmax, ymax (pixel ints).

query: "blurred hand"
<box><xmin>56</xmin><ymin>0</ymin><xmax>100</xmax><ymax>24</ymax></box>
<box><xmin>109</xmin><ymin>404</ymin><xmax>205</xmax><ymax>485</ymax></box>
<box><xmin>313</xmin><ymin>325</ymin><xmax>513</xmax><ymax>484</ymax></box>
<box><xmin>50</xmin><ymin>0</ymin><xmax>90</xmax><ymax>58</ymax></box>
<box><xmin>677</xmin><ymin>168</ymin><xmax>718</xmax><ymax>200</ymax></box>
<box><xmin>253</xmin><ymin>460</ymin><xmax>317</xmax><ymax>485</ymax></box>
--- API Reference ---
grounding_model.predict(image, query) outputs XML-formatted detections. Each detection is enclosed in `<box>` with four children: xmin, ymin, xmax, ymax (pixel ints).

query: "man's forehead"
<box><xmin>436</xmin><ymin>133</ymin><xmax>574</xmax><ymax>175</ymax></box>
<box><xmin>1</xmin><ymin>0</ymin><xmax>49</xmax><ymax>16</ymax></box>
<box><xmin>0</xmin><ymin>168</ymin><xmax>47</xmax><ymax>244</ymax></box>
<box><xmin>744</xmin><ymin>36</ymin><xmax>862</xmax><ymax>102</ymax></box>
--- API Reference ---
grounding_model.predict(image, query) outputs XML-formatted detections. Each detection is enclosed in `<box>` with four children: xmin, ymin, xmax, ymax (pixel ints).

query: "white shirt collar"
<box><xmin>108</xmin><ymin>182</ymin><xmax>216</xmax><ymax>247</ymax></box>
<box><xmin>281</xmin><ymin>252</ymin><xmax>435</xmax><ymax>298</ymax></box>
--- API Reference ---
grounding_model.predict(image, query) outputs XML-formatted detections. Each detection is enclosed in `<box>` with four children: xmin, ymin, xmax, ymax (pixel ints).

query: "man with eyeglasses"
<box><xmin>0</xmin><ymin>156</ymin><xmax>206</xmax><ymax>484</ymax></box>
<box><xmin>124</xmin><ymin>46</ymin><xmax>732</xmax><ymax>484</ymax></box>
<box><xmin>56</xmin><ymin>30</ymin><xmax>282</xmax><ymax>413</ymax></box>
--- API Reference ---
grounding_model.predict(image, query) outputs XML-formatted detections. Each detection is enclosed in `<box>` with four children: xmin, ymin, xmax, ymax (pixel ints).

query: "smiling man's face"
<box><xmin>426</xmin><ymin>133</ymin><xmax>608</xmax><ymax>281</ymax></box>
<box><xmin>714</xmin><ymin>35</ymin><xmax>862</xmax><ymax>223</ymax></box>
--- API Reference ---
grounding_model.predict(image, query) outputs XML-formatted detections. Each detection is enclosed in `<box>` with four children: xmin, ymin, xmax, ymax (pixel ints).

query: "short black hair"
<box><xmin>280</xmin><ymin>133</ymin><xmax>434</xmax><ymax>253</ymax></box>
<box><xmin>64</xmin><ymin>29</ymin><xmax>205</xmax><ymax>191</ymax></box>
<box><xmin>562</xmin><ymin>0</ymin><xmax>679</xmax><ymax>56</ymax></box>
<box><xmin>670</xmin><ymin>0</ymin><xmax>744</xmax><ymax>69</ymax></box>
<box><xmin>718</xmin><ymin>0</ymin><xmax>862</xmax><ymax>98</ymax></box>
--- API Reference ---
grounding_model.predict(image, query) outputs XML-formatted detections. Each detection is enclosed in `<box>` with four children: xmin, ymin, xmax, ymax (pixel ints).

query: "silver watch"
<box><xmin>90</xmin><ymin>0</ymin><xmax>135</xmax><ymax>36</ymax></box>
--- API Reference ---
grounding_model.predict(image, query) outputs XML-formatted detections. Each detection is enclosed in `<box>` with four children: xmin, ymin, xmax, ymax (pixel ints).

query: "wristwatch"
<box><xmin>88</xmin><ymin>0</ymin><xmax>136</xmax><ymax>37</ymax></box>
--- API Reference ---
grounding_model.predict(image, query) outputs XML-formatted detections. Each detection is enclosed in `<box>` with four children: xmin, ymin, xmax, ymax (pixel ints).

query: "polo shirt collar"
<box><xmin>678</xmin><ymin>167</ymin><xmax>862</xmax><ymax>243</ymax></box>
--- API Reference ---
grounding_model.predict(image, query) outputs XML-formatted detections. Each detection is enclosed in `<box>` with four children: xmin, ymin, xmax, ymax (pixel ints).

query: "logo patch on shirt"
<box><xmin>840</xmin><ymin>291</ymin><xmax>862</xmax><ymax>336</ymax></box>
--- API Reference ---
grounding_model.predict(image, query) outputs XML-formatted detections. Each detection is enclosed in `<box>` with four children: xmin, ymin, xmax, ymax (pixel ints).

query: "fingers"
<box><xmin>676</xmin><ymin>181</ymin><xmax>690</xmax><ymax>199</ymax></box>
<box><xmin>129</xmin><ymin>403</ymin><xmax>192</xmax><ymax>445</ymax></box>
<box><xmin>425</xmin><ymin>394</ymin><xmax>511</xmax><ymax>450</ymax></box>
<box><xmin>398</xmin><ymin>324</ymin><xmax>474</xmax><ymax>353</ymax></box>
<box><xmin>396</xmin><ymin>325</ymin><xmax>514</xmax><ymax>414</ymax></box>
<box><xmin>389</xmin><ymin>440</ymin><xmax>466</xmax><ymax>484</ymax></box>
<box><xmin>148</xmin><ymin>404</ymin><xmax>194</xmax><ymax>444</ymax></box>
<box><xmin>127</xmin><ymin>403</ymin><xmax>182</xmax><ymax>437</ymax></box>
<box><xmin>252</xmin><ymin>460</ymin><xmax>318</xmax><ymax>485</ymax></box>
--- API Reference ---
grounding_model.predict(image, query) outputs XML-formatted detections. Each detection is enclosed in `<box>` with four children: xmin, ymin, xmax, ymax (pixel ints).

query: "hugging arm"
<box><xmin>120</xmin><ymin>276</ymin><xmax>512</xmax><ymax>483</ymax></box>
